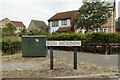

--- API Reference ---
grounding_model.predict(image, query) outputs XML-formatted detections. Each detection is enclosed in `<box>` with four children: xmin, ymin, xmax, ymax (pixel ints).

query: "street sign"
<box><xmin>46</xmin><ymin>41</ymin><xmax>81</xmax><ymax>70</ymax></box>
<box><xmin>46</xmin><ymin>41</ymin><xmax>81</xmax><ymax>46</ymax></box>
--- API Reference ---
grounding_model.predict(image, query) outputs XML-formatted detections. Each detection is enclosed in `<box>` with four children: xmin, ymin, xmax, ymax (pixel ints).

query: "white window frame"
<box><xmin>61</xmin><ymin>20</ymin><xmax>67</xmax><ymax>25</ymax></box>
<box><xmin>52</xmin><ymin>21</ymin><xmax>59</xmax><ymax>27</ymax></box>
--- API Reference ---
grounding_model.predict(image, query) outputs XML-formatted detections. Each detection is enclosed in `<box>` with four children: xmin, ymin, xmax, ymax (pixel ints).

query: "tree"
<box><xmin>2</xmin><ymin>23</ymin><xmax>17</xmax><ymax>36</ymax></box>
<box><xmin>74</xmin><ymin>1</ymin><xmax>112</xmax><ymax>31</ymax></box>
<box><xmin>19</xmin><ymin>28</ymin><xmax>27</xmax><ymax>37</ymax></box>
<box><xmin>27</xmin><ymin>29</ymin><xmax>40</xmax><ymax>35</ymax></box>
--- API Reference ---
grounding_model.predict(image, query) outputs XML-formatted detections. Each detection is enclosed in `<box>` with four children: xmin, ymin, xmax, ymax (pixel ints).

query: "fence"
<box><xmin>51</xmin><ymin>43</ymin><xmax>120</xmax><ymax>55</ymax></box>
<box><xmin>81</xmin><ymin>43</ymin><xmax>120</xmax><ymax>55</ymax></box>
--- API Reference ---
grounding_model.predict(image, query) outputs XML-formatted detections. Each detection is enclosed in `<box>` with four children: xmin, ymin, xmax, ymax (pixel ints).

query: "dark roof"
<box><xmin>11</xmin><ymin>21</ymin><xmax>25</xmax><ymax>28</ymax></box>
<box><xmin>28</xmin><ymin>20</ymin><xmax>47</xmax><ymax>30</ymax></box>
<box><xmin>57</xmin><ymin>27</ymin><xmax>72</xmax><ymax>32</ymax></box>
<box><xmin>33</xmin><ymin>20</ymin><xmax>47</xmax><ymax>28</ymax></box>
<box><xmin>1</xmin><ymin>18</ymin><xmax>10</xmax><ymax>21</ymax></box>
<box><xmin>48</xmin><ymin>10</ymin><xmax>78</xmax><ymax>21</ymax></box>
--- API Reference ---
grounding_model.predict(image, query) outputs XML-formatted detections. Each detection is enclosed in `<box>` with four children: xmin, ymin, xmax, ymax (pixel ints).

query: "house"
<box><xmin>48</xmin><ymin>10</ymin><xmax>77</xmax><ymax>33</ymax></box>
<box><xmin>116</xmin><ymin>1</ymin><xmax>120</xmax><ymax>32</ymax></box>
<box><xmin>95</xmin><ymin>7</ymin><xmax>116</xmax><ymax>33</ymax></box>
<box><xmin>48</xmin><ymin>8</ymin><xmax>116</xmax><ymax>33</ymax></box>
<box><xmin>0</xmin><ymin>18</ymin><xmax>25</xmax><ymax>33</ymax></box>
<box><xmin>118</xmin><ymin>1</ymin><xmax>120</xmax><ymax>19</ymax></box>
<box><xmin>116</xmin><ymin>17</ymin><xmax>120</xmax><ymax>32</ymax></box>
<box><xmin>28</xmin><ymin>20</ymin><xmax>48</xmax><ymax>32</ymax></box>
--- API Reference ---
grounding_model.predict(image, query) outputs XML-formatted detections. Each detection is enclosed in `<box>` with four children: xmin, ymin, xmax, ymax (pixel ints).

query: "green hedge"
<box><xmin>86</xmin><ymin>32</ymin><xmax>120</xmax><ymax>43</ymax></box>
<box><xmin>2</xmin><ymin>38</ymin><xmax>21</xmax><ymax>55</ymax></box>
<box><xmin>48</xmin><ymin>33</ymin><xmax>86</xmax><ymax>42</ymax></box>
<box><xmin>1</xmin><ymin>32</ymin><xmax>120</xmax><ymax>55</ymax></box>
<box><xmin>48</xmin><ymin>32</ymin><xmax>120</xmax><ymax>43</ymax></box>
<box><xmin>48</xmin><ymin>32</ymin><xmax>120</xmax><ymax>54</ymax></box>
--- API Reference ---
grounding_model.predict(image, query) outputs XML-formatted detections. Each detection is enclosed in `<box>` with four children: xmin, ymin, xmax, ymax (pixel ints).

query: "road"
<box><xmin>48</xmin><ymin>50</ymin><xmax>119</xmax><ymax>71</ymax></box>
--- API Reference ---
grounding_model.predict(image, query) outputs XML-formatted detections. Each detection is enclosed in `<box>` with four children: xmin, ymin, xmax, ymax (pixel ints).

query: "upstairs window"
<box><xmin>103</xmin><ymin>28</ymin><xmax>106</xmax><ymax>32</ymax></box>
<box><xmin>61</xmin><ymin>20</ymin><xmax>67</xmax><ymax>25</ymax></box>
<box><xmin>52</xmin><ymin>21</ymin><xmax>59</xmax><ymax>27</ymax></box>
<box><xmin>96</xmin><ymin>28</ymin><xmax>99</xmax><ymax>32</ymax></box>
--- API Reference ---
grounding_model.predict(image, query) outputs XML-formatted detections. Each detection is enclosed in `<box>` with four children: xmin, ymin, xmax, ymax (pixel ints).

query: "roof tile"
<box><xmin>48</xmin><ymin>10</ymin><xmax>78</xmax><ymax>21</ymax></box>
<box><xmin>11</xmin><ymin>21</ymin><xmax>25</xmax><ymax>28</ymax></box>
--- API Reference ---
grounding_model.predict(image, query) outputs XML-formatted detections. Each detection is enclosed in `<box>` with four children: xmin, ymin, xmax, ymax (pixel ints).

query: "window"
<box><xmin>99</xmin><ymin>28</ymin><xmax>108</xmax><ymax>33</ymax></box>
<box><xmin>52</xmin><ymin>21</ymin><xmax>59</xmax><ymax>27</ymax></box>
<box><xmin>100</xmin><ymin>28</ymin><xmax>103</xmax><ymax>32</ymax></box>
<box><xmin>18</xmin><ymin>27</ymin><xmax>22</xmax><ymax>30</ymax></box>
<box><xmin>103</xmin><ymin>28</ymin><xmax>106</xmax><ymax>32</ymax></box>
<box><xmin>96</xmin><ymin>28</ymin><xmax>99</xmax><ymax>32</ymax></box>
<box><xmin>61</xmin><ymin>20</ymin><xmax>67</xmax><ymax>25</ymax></box>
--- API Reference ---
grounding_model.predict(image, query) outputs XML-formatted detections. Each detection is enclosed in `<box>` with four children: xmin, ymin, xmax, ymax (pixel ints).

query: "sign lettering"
<box><xmin>46</xmin><ymin>41</ymin><xmax>81</xmax><ymax>46</ymax></box>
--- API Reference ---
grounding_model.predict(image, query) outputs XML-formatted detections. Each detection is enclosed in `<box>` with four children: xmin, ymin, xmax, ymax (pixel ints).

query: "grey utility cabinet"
<box><xmin>22</xmin><ymin>36</ymin><xmax>48</xmax><ymax>57</ymax></box>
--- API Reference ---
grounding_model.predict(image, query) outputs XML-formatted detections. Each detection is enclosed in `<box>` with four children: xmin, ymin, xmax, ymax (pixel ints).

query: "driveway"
<box><xmin>48</xmin><ymin>50</ymin><xmax>119</xmax><ymax>71</ymax></box>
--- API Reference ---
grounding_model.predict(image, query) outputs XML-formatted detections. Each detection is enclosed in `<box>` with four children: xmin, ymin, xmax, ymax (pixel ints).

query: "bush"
<box><xmin>27</xmin><ymin>29</ymin><xmax>49</xmax><ymax>36</ymax></box>
<box><xmin>47</xmin><ymin>32</ymin><xmax>120</xmax><ymax>54</ymax></box>
<box><xmin>2</xmin><ymin>23</ymin><xmax>17</xmax><ymax>37</ymax></box>
<box><xmin>48</xmin><ymin>32</ymin><xmax>120</xmax><ymax>43</ymax></box>
<box><xmin>86</xmin><ymin>32</ymin><xmax>120</xmax><ymax>43</ymax></box>
<box><xmin>18</xmin><ymin>28</ymin><xmax>27</xmax><ymax>37</ymax></box>
<box><xmin>2</xmin><ymin>38</ymin><xmax>21</xmax><ymax>55</ymax></box>
<box><xmin>48</xmin><ymin>33</ymin><xmax>86</xmax><ymax>42</ymax></box>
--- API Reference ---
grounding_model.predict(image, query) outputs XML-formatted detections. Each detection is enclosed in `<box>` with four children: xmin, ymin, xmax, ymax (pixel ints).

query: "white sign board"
<box><xmin>46</xmin><ymin>41</ymin><xmax>81</xmax><ymax>46</ymax></box>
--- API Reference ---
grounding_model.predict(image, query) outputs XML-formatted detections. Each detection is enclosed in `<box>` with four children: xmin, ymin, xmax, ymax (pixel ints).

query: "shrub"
<box><xmin>19</xmin><ymin>28</ymin><xmax>27</xmax><ymax>37</ymax></box>
<box><xmin>86</xmin><ymin>32</ymin><xmax>120</xmax><ymax>43</ymax></box>
<box><xmin>48</xmin><ymin>33</ymin><xmax>86</xmax><ymax>42</ymax></box>
<box><xmin>2</xmin><ymin>38</ymin><xmax>21</xmax><ymax>55</ymax></box>
<box><xmin>48</xmin><ymin>32</ymin><xmax>120</xmax><ymax>43</ymax></box>
<box><xmin>2</xmin><ymin>23</ymin><xmax>17</xmax><ymax>37</ymax></box>
<box><xmin>27</xmin><ymin>29</ymin><xmax>40</xmax><ymax>35</ymax></box>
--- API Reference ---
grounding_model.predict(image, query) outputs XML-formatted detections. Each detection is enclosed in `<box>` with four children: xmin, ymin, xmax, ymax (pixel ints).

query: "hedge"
<box><xmin>2</xmin><ymin>38</ymin><xmax>21</xmax><ymax>55</ymax></box>
<box><xmin>48</xmin><ymin>32</ymin><xmax>120</xmax><ymax>43</ymax></box>
<box><xmin>48</xmin><ymin>33</ymin><xmax>86</xmax><ymax>42</ymax></box>
<box><xmin>1</xmin><ymin>32</ymin><xmax>120</xmax><ymax>55</ymax></box>
<box><xmin>86</xmin><ymin>32</ymin><xmax>120</xmax><ymax>43</ymax></box>
<box><xmin>47</xmin><ymin>32</ymin><xmax>120</xmax><ymax>54</ymax></box>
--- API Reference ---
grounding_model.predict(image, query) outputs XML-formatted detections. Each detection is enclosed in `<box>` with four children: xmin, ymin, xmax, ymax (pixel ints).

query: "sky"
<box><xmin>118</xmin><ymin>1</ymin><xmax>120</xmax><ymax>18</ymax></box>
<box><xmin>0</xmin><ymin>0</ymin><xmax>83</xmax><ymax>28</ymax></box>
<box><xmin>0</xmin><ymin>0</ymin><xmax>120</xmax><ymax>28</ymax></box>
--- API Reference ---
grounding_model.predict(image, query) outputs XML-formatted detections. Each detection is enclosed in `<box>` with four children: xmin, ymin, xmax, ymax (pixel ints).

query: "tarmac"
<box><xmin>48</xmin><ymin>50</ymin><xmax>119</xmax><ymax>71</ymax></box>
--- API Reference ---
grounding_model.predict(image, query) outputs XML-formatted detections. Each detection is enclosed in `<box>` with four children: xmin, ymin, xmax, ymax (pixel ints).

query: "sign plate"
<box><xmin>46</xmin><ymin>41</ymin><xmax>81</xmax><ymax>46</ymax></box>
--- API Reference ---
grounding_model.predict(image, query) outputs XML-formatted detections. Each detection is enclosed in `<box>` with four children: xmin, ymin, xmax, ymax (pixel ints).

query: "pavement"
<box><xmin>48</xmin><ymin>50</ymin><xmax>119</xmax><ymax>71</ymax></box>
<box><xmin>1</xmin><ymin>61</ymin><xmax>42</xmax><ymax>71</ymax></box>
<box><xmin>1</xmin><ymin>50</ymin><xmax>119</xmax><ymax>71</ymax></box>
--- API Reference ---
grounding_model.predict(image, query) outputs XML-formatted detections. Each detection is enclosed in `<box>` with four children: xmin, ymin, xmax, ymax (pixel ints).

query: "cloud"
<box><xmin>0</xmin><ymin>0</ymin><xmax>82</xmax><ymax>27</ymax></box>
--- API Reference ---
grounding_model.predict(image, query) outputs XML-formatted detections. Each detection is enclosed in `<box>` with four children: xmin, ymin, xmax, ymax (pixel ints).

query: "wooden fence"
<box><xmin>82</xmin><ymin>43</ymin><xmax>120</xmax><ymax>55</ymax></box>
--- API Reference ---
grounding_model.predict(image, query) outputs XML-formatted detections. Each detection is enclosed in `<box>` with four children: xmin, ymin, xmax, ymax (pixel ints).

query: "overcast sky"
<box><xmin>0</xmin><ymin>0</ymin><xmax>120</xmax><ymax>28</ymax></box>
<box><xmin>118</xmin><ymin>1</ymin><xmax>120</xmax><ymax>18</ymax></box>
<box><xmin>0</xmin><ymin>0</ymin><xmax>83</xmax><ymax>27</ymax></box>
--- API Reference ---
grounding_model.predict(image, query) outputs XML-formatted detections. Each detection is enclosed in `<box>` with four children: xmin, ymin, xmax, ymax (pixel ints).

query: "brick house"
<box><xmin>0</xmin><ymin>18</ymin><xmax>25</xmax><ymax>33</ymax></box>
<box><xmin>48</xmin><ymin>8</ymin><xmax>116</xmax><ymax>33</ymax></box>
<box><xmin>116</xmin><ymin>17</ymin><xmax>120</xmax><ymax>32</ymax></box>
<box><xmin>28</xmin><ymin>20</ymin><xmax>49</xmax><ymax>32</ymax></box>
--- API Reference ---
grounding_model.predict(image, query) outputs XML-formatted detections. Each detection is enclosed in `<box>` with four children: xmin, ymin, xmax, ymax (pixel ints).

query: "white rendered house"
<box><xmin>48</xmin><ymin>10</ymin><xmax>77</xmax><ymax>33</ymax></box>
